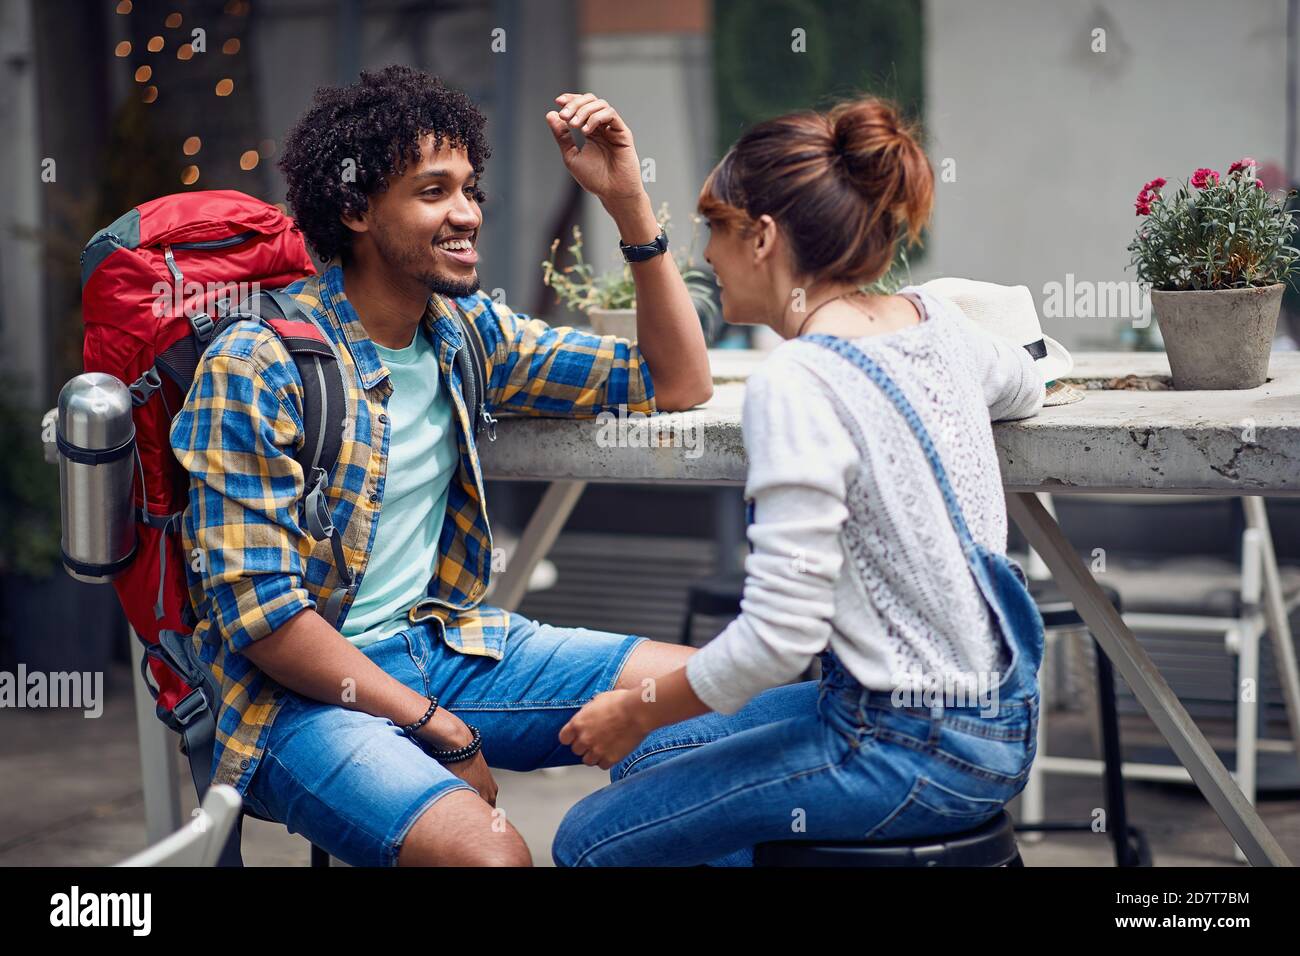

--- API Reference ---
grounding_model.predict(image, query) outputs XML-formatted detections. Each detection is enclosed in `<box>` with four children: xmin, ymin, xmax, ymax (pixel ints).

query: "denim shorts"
<box><xmin>552</xmin><ymin>650</ymin><xmax>1039</xmax><ymax>866</ymax></box>
<box><xmin>242</xmin><ymin>613</ymin><xmax>645</xmax><ymax>866</ymax></box>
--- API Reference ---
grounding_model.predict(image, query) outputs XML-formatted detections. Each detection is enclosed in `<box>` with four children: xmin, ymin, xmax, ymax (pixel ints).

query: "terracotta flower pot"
<box><xmin>1150</xmin><ymin>283</ymin><xmax>1283</xmax><ymax>389</ymax></box>
<box><xmin>587</xmin><ymin>307</ymin><xmax>637</xmax><ymax>340</ymax></box>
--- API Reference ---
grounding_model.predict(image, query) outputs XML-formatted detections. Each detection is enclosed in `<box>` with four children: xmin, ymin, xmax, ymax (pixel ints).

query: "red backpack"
<box><xmin>79</xmin><ymin>191</ymin><xmax>350</xmax><ymax>802</ymax></box>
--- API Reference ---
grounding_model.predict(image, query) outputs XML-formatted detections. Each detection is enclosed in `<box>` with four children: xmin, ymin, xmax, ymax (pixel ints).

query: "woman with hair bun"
<box><xmin>552</xmin><ymin>96</ymin><xmax>1046</xmax><ymax>867</ymax></box>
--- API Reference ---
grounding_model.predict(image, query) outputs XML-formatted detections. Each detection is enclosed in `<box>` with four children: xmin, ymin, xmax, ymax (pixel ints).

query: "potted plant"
<box><xmin>541</xmin><ymin>203</ymin><xmax>721</xmax><ymax>341</ymax></box>
<box><xmin>1127</xmin><ymin>159</ymin><xmax>1300</xmax><ymax>389</ymax></box>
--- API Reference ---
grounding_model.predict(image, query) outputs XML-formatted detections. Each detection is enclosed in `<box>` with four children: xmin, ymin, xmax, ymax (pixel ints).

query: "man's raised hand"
<box><xmin>545</xmin><ymin>92</ymin><xmax>645</xmax><ymax>209</ymax></box>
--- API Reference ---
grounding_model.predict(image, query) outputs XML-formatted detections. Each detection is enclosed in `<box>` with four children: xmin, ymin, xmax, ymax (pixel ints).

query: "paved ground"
<box><xmin>3</xmin><ymin>661</ymin><xmax>1298</xmax><ymax>866</ymax></box>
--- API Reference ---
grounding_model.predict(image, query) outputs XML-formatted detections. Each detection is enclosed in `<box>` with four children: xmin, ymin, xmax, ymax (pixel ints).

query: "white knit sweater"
<box><xmin>685</xmin><ymin>286</ymin><xmax>1046</xmax><ymax>715</ymax></box>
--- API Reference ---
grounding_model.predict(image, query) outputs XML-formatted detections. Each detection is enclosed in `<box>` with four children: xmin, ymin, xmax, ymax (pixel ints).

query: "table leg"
<box><xmin>1006</xmin><ymin>492</ymin><xmax>1292</xmax><ymax>867</ymax></box>
<box><xmin>129</xmin><ymin>626</ymin><xmax>181</xmax><ymax>843</ymax></box>
<box><xmin>489</xmin><ymin>480</ymin><xmax>587</xmax><ymax>612</ymax></box>
<box><xmin>1242</xmin><ymin>496</ymin><xmax>1300</xmax><ymax>774</ymax></box>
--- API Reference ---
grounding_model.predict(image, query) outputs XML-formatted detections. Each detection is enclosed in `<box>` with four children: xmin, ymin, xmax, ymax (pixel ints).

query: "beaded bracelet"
<box><xmin>399</xmin><ymin>695</ymin><xmax>439</xmax><ymax>739</ymax></box>
<box><xmin>425</xmin><ymin>723</ymin><xmax>483</xmax><ymax>765</ymax></box>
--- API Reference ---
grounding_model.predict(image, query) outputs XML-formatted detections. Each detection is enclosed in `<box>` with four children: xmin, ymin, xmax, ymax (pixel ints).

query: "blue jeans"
<box><xmin>552</xmin><ymin>646</ymin><xmax>1040</xmax><ymax>867</ymax></box>
<box><xmin>242</xmin><ymin>613</ymin><xmax>648</xmax><ymax>866</ymax></box>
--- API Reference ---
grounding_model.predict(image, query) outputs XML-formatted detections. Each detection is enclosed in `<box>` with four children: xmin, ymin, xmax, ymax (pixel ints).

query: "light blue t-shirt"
<box><xmin>341</xmin><ymin>326</ymin><xmax>460</xmax><ymax>648</ymax></box>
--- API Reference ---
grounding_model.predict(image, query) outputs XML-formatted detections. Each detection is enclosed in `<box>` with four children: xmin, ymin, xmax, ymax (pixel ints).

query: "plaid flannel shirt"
<box><xmin>169</xmin><ymin>263</ymin><xmax>655</xmax><ymax>793</ymax></box>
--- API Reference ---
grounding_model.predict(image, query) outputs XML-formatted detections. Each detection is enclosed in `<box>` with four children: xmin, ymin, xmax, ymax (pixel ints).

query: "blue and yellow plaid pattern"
<box><xmin>169</xmin><ymin>263</ymin><xmax>655</xmax><ymax>792</ymax></box>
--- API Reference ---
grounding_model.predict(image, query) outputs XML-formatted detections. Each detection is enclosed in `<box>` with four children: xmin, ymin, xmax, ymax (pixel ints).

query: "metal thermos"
<box><xmin>57</xmin><ymin>373</ymin><xmax>138</xmax><ymax>583</ymax></box>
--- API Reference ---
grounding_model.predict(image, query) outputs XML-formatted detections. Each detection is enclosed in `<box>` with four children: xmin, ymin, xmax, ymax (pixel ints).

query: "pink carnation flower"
<box><xmin>1191</xmin><ymin>167</ymin><xmax>1220</xmax><ymax>189</ymax></box>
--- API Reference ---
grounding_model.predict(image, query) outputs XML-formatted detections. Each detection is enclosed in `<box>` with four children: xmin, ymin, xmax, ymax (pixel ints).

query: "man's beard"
<box><xmin>421</xmin><ymin>263</ymin><xmax>480</xmax><ymax>298</ymax></box>
<box><xmin>373</xmin><ymin>222</ymin><xmax>480</xmax><ymax>298</ymax></box>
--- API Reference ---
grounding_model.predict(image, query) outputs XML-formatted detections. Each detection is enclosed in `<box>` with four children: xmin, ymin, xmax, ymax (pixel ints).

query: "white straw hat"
<box><xmin>920</xmin><ymin>277</ymin><xmax>1081</xmax><ymax>406</ymax></box>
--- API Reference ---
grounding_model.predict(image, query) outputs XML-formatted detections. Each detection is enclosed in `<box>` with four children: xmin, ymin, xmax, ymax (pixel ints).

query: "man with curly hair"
<box><xmin>170</xmin><ymin>65</ymin><xmax>718</xmax><ymax>866</ymax></box>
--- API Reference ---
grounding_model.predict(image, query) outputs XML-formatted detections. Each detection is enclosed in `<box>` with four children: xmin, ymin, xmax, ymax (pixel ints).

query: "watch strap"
<box><xmin>619</xmin><ymin>229</ymin><xmax>669</xmax><ymax>263</ymax></box>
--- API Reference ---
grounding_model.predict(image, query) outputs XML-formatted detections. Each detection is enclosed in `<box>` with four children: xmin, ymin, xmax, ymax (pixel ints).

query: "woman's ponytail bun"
<box><xmin>827</xmin><ymin>97</ymin><xmax>934</xmax><ymax>246</ymax></box>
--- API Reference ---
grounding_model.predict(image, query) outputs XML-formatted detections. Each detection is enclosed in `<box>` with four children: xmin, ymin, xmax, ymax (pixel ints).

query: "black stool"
<box><xmin>1019</xmin><ymin>580</ymin><xmax>1151</xmax><ymax>867</ymax></box>
<box><xmin>756</xmin><ymin>810</ymin><xmax>1022</xmax><ymax>867</ymax></box>
<box><xmin>678</xmin><ymin>572</ymin><xmax>746</xmax><ymax>646</ymax></box>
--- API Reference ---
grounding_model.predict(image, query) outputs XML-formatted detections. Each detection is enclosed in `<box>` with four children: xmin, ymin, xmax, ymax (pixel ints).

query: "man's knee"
<box><xmin>615</xmin><ymin>639</ymin><xmax>695</xmax><ymax>692</ymax></box>
<box><xmin>397</xmin><ymin>789</ymin><xmax>532</xmax><ymax>866</ymax></box>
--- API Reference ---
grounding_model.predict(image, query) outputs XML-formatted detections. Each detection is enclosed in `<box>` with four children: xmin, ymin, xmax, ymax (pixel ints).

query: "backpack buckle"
<box><xmin>190</xmin><ymin>312</ymin><xmax>215</xmax><ymax>344</ymax></box>
<box><xmin>481</xmin><ymin>408</ymin><xmax>498</xmax><ymax>442</ymax></box>
<box><xmin>172</xmin><ymin>686</ymin><xmax>210</xmax><ymax>728</ymax></box>
<box><xmin>304</xmin><ymin>468</ymin><xmax>335</xmax><ymax>542</ymax></box>
<box><xmin>128</xmin><ymin>367</ymin><xmax>162</xmax><ymax>406</ymax></box>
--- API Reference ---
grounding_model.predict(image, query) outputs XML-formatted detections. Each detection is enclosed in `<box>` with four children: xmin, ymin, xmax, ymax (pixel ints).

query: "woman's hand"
<box><xmin>559</xmin><ymin>688</ymin><xmax>648</xmax><ymax>770</ymax></box>
<box><xmin>546</xmin><ymin>93</ymin><xmax>646</xmax><ymax>210</ymax></box>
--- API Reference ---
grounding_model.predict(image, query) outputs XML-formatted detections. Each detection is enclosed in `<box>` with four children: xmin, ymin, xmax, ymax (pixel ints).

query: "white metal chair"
<box><xmin>1017</xmin><ymin>493</ymin><xmax>1300</xmax><ymax>863</ymax></box>
<box><xmin>116</xmin><ymin>784</ymin><xmax>243</xmax><ymax>867</ymax></box>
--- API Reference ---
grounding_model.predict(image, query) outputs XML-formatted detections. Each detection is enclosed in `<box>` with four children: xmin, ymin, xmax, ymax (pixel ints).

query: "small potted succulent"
<box><xmin>541</xmin><ymin>203</ymin><xmax>721</xmax><ymax>341</ymax></box>
<box><xmin>1128</xmin><ymin>159</ymin><xmax>1300</xmax><ymax>389</ymax></box>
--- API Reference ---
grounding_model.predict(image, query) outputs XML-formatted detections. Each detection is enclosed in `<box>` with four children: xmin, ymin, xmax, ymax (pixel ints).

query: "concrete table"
<box><xmin>482</xmin><ymin>350</ymin><xmax>1300</xmax><ymax>867</ymax></box>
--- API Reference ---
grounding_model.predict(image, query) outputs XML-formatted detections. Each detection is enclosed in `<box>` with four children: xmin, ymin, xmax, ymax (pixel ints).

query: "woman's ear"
<box><xmin>752</xmin><ymin>214</ymin><xmax>778</xmax><ymax>265</ymax></box>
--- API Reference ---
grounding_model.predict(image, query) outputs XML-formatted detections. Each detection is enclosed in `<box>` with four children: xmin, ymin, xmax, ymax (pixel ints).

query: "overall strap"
<box><xmin>802</xmin><ymin>332</ymin><xmax>977</xmax><ymax>555</ymax></box>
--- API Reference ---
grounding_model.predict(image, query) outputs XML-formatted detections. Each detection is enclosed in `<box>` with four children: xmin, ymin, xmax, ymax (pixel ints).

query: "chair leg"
<box><xmin>1093</xmin><ymin>637</ymin><xmax>1141</xmax><ymax>867</ymax></box>
<box><xmin>311</xmin><ymin>842</ymin><xmax>331</xmax><ymax>867</ymax></box>
<box><xmin>678</xmin><ymin>609</ymin><xmax>695</xmax><ymax>648</ymax></box>
<box><xmin>216</xmin><ymin>813</ymin><xmax>246</xmax><ymax>867</ymax></box>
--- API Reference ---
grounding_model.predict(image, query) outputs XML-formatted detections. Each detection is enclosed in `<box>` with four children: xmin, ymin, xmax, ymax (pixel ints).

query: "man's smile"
<box><xmin>435</xmin><ymin>233</ymin><xmax>478</xmax><ymax>266</ymax></box>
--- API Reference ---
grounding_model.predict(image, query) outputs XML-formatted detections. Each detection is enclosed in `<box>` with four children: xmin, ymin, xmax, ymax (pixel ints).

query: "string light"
<box><xmin>116</xmin><ymin>1</ymin><xmax>132</xmax><ymax>14</ymax></box>
<box><xmin>181</xmin><ymin>166</ymin><xmax>200</xmax><ymax>185</ymax></box>
<box><xmin>239</xmin><ymin>150</ymin><xmax>259</xmax><ymax>171</ymax></box>
<box><xmin>142</xmin><ymin>86</ymin><xmax>158</xmax><ymax>103</ymax></box>
<box><xmin>215</xmin><ymin>78</ymin><xmax>234</xmax><ymax>96</ymax></box>
<box><xmin>147</xmin><ymin>35</ymin><xmax>164</xmax><ymax>53</ymax></box>
<box><xmin>177</xmin><ymin>43</ymin><xmax>193</xmax><ymax>60</ymax></box>
<box><xmin>134</xmin><ymin>65</ymin><xmax>152</xmax><ymax>83</ymax></box>
<box><xmin>114</xmin><ymin>41</ymin><xmax>131</xmax><ymax>57</ymax></box>
<box><xmin>165</xmin><ymin>12</ymin><xmax>182</xmax><ymax>28</ymax></box>
<box><xmin>183</xmin><ymin>136</ymin><xmax>201</xmax><ymax>156</ymax></box>
<box><xmin>222</xmin><ymin>38</ymin><xmax>241</xmax><ymax>54</ymax></box>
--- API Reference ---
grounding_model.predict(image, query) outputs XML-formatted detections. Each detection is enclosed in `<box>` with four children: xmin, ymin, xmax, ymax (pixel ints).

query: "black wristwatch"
<box><xmin>619</xmin><ymin>229</ymin><xmax>669</xmax><ymax>263</ymax></box>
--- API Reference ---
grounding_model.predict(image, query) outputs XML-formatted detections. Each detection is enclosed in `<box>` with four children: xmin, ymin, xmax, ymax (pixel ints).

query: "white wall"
<box><xmin>923</xmin><ymin>0</ymin><xmax>1288</xmax><ymax>348</ymax></box>
<box><xmin>579</xmin><ymin>31</ymin><xmax>716</xmax><ymax>292</ymax></box>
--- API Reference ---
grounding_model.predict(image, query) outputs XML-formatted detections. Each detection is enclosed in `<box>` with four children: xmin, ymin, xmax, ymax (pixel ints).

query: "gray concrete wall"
<box><xmin>922</xmin><ymin>0</ymin><xmax>1289</xmax><ymax>349</ymax></box>
<box><xmin>578</xmin><ymin>30</ymin><xmax>716</xmax><ymax>300</ymax></box>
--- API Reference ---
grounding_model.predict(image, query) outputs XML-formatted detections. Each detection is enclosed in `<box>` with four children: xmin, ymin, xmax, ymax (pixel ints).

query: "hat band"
<box><xmin>1023</xmin><ymin>338</ymin><xmax>1047</xmax><ymax>361</ymax></box>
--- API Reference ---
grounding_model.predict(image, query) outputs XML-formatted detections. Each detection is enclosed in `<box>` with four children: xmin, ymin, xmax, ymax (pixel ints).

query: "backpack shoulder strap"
<box><xmin>219</xmin><ymin>289</ymin><xmax>346</xmax><ymax>490</ymax></box>
<box><xmin>227</xmin><ymin>288</ymin><xmax>356</xmax><ymax>625</ymax></box>
<box><xmin>449</xmin><ymin>298</ymin><xmax>497</xmax><ymax>442</ymax></box>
